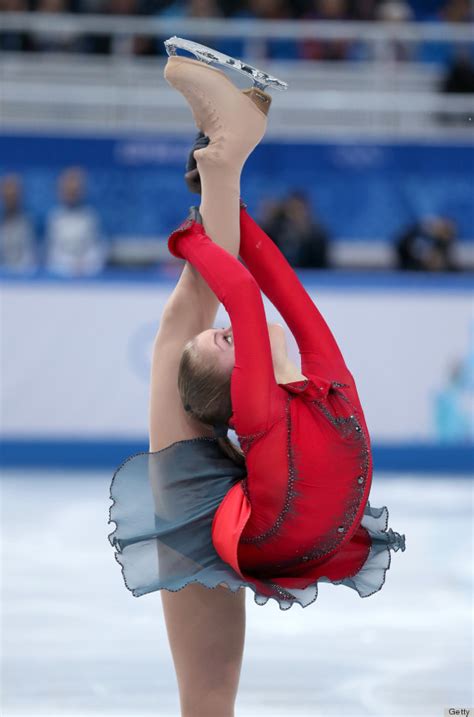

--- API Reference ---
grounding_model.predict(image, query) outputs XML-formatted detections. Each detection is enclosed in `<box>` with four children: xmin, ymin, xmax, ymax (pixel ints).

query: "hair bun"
<box><xmin>212</xmin><ymin>422</ymin><xmax>229</xmax><ymax>438</ymax></box>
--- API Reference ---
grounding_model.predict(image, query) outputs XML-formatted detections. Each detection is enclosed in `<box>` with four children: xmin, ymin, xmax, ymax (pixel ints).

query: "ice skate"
<box><xmin>163</xmin><ymin>37</ymin><xmax>288</xmax><ymax>168</ymax></box>
<box><xmin>164</xmin><ymin>35</ymin><xmax>288</xmax><ymax>101</ymax></box>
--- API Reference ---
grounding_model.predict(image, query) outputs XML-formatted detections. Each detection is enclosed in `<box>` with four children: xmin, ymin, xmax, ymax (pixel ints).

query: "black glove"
<box><xmin>185</xmin><ymin>131</ymin><xmax>210</xmax><ymax>194</ymax></box>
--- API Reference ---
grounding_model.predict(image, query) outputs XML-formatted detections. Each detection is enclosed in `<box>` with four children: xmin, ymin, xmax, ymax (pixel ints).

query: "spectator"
<box><xmin>374</xmin><ymin>1</ymin><xmax>415</xmax><ymax>62</ymax></box>
<box><xmin>78</xmin><ymin>0</ymin><xmax>108</xmax><ymax>11</ymax></box>
<box><xmin>439</xmin><ymin>51</ymin><xmax>474</xmax><ymax>124</ymax></box>
<box><xmin>300</xmin><ymin>0</ymin><xmax>352</xmax><ymax>62</ymax></box>
<box><xmin>247</xmin><ymin>0</ymin><xmax>293</xmax><ymax>17</ymax></box>
<box><xmin>0</xmin><ymin>175</ymin><xmax>38</xmax><ymax>272</ymax></box>
<box><xmin>0</xmin><ymin>0</ymin><xmax>34</xmax><ymax>52</ymax></box>
<box><xmin>442</xmin><ymin>53</ymin><xmax>474</xmax><ymax>94</ymax></box>
<box><xmin>260</xmin><ymin>191</ymin><xmax>331</xmax><ymax>269</ymax></box>
<box><xmin>434</xmin><ymin>359</ymin><xmax>473</xmax><ymax>442</ymax></box>
<box><xmin>45</xmin><ymin>167</ymin><xmax>106</xmax><ymax>276</ymax></box>
<box><xmin>232</xmin><ymin>0</ymin><xmax>298</xmax><ymax>60</ymax></box>
<box><xmin>108</xmin><ymin>0</ymin><xmax>157</xmax><ymax>55</ymax></box>
<box><xmin>86</xmin><ymin>0</ymin><xmax>157</xmax><ymax>55</ymax></box>
<box><xmin>30</xmin><ymin>0</ymin><xmax>82</xmax><ymax>53</ymax></box>
<box><xmin>159</xmin><ymin>0</ymin><xmax>222</xmax><ymax>15</ymax></box>
<box><xmin>394</xmin><ymin>216</ymin><xmax>459</xmax><ymax>271</ymax></box>
<box><xmin>440</xmin><ymin>0</ymin><xmax>473</xmax><ymax>23</ymax></box>
<box><xmin>376</xmin><ymin>0</ymin><xmax>413</xmax><ymax>21</ymax></box>
<box><xmin>155</xmin><ymin>0</ymin><xmax>239</xmax><ymax>57</ymax></box>
<box><xmin>348</xmin><ymin>0</ymin><xmax>379</xmax><ymax>20</ymax></box>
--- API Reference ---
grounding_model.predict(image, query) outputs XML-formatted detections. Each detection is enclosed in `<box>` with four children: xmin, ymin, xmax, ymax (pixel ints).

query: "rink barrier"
<box><xmin>0</xmin><ymin>439</ymin><xmax>472</xmax><ymax>473</ymax></box>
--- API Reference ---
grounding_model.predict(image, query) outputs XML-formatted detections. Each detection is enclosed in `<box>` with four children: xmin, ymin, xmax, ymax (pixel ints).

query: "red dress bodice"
<box><xmin>168</xmin><ymin>207</ymin><xmax>373</xmax><ymax>597</ymax></box>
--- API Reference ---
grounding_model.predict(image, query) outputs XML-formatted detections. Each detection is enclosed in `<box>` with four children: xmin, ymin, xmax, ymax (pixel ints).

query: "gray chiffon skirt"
<box><xmin>107</xmin><ymin>437</ymin><xmax>406</xmax><ymax>611</ymax></box>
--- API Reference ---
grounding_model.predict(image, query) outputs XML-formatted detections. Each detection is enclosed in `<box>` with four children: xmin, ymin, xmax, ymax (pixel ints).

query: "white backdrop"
<box><xmin>1</xmin><ymin>280</ymin><xmax>473</xmax><ymax>442</ymax></box>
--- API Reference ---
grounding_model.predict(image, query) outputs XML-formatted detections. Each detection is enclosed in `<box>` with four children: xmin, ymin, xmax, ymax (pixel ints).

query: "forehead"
<box><xmin>194</xmin><ymin>330</ymin><xmax>212</xmax><ymax>354</ymax></box>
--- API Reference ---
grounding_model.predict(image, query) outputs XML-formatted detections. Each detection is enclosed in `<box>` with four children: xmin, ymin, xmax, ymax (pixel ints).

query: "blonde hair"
<box><xmin>177</xmin><ymin>339</ymin><xmax>245</xmax><ymax>467</ymax></box>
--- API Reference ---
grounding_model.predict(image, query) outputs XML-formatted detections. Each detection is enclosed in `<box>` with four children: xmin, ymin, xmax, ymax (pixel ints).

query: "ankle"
<box><xmin>195</xmin><ymin>144</ymin><xmax>245</xmax><ymax>177</ymax></box>
<box><xmin>194</xmin><ymin>131</ymin><xmax>262</xmax><ymax>172</ymax></box>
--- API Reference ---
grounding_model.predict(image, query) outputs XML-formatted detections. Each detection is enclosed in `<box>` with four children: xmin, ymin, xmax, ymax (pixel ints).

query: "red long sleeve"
<box><xmin>168</xmin><ymin>218</ymin><xmax>284</xmax><ymax>436</ymax></box>
<box><xmin>239</xmin><ymin>207</ymin><xmax>353</xmax><ymax>384</ymax></box>
<box><xmin>167</xmin><ymin>217</ymin><xmax>373</xmax><ymax>589</ymax></box>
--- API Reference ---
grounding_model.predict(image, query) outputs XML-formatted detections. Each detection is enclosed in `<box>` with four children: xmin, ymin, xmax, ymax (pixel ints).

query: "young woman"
<box><xmin>108</xmin><ymin>44</ymin><xmax>406</xmax><ymax>716</ymax></box>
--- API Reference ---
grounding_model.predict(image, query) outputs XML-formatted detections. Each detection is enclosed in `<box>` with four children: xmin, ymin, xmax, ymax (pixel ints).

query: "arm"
<box><xmin>149</xmin><ymin>225</ymin><xmax>239</xmax><ymax>452</ymax></box>
<box><xmin>148</xmin><ymin>263</ymin><xmax>222</xmax><ymax>451</ymax></box>
<box><xmin>239</xmin><ymin>205</ymin><xmax>352</xmax><ymax>382</ymax></box>
<box><xmin>168</xmin><ymin>218</ymin><xmax>283</xmax><ymax>436</ymax></box>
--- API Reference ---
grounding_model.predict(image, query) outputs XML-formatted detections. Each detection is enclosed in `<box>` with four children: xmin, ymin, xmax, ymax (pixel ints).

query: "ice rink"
<box><xmin>1</xmin><ymin>470</ymin><xmax>472</xmax><ymax>717</ymax></box>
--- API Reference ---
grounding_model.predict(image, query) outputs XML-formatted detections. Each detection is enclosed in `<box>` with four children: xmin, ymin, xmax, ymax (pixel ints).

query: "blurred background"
<box><xmin>1</xmin><ymin>2</ymin><xmax>473</xmax><ymax>717</ymax></box>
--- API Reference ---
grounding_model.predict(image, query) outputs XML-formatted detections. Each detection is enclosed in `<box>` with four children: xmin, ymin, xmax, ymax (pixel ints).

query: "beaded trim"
<box><xmin>268</xmin><ymin>581</ymin><xmax>297</xmax><ymax>602</ymax></box>
<box><xmin>294</xmin><ymin>403</ymin><xmax>370</xmax><ymax>564</ymax></box>
<box><xmin>238</xmin><ymin>413</ymin><xmax>287</xmax><ymax>501</ymax></box>
<box><xmin>287</xmin><ymin>378</ymin><xmax>310</xmax><ymax>391</ymax></box>
<box><xmin>240</xmin><ymin>394</ymin><xmax>298</xmax><ymax>545</ymax></box>
<box><xmin>249</xmin><ymin>395</ymin><xmax>371</xmax><ymax>573</ymax></box>
<box><xmin>331</xmin><ymin>388</ymin><xmax>352</xmax><ymax>405</ymax></box>
<box><xmin>312</xmin><ymin>399</ymin><xmax>357</xmax><ymax>440</ymax></box>
<box><xmin>170</xmin><ymin>215</ymin><xmax>194</xmax><ymax>237</ymax></box>
<box><xmin>330</xmin><ymin>382</ymin><xmax>362</xmax><ymax>416</ymax></box>
<box><xmin>239</xmin><ymin>428</ymin><xmax>269</xmax><ymax>456</ymax></box>
<box><xmin>239</xmin><ymin>427</ymin><xmax>272</xmax><ymax>501</ymax></box>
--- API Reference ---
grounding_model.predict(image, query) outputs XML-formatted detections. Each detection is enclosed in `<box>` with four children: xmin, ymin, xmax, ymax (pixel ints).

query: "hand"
<box><xmin>185</xmin><ymin>167</ymin><xmax>202</xmax><ymax>194</ymax></box>
<box><xmin>185</xmin><ymin>131</ymin><xmax>210</xmax><ymax>195</ymax></box>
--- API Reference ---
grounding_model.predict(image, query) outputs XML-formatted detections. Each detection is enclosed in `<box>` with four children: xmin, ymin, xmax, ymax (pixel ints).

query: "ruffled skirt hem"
<box><xmin>108</xmin><ymin>444</ymin><xmax>406</xmax><ymax>611</ymax></box>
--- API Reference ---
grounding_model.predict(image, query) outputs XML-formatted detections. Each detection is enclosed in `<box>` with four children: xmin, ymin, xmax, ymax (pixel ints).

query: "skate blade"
<box><xmin>164</xmin><ymin>36</ymin><xmax>288</xmax><ymax>92</ymax></box>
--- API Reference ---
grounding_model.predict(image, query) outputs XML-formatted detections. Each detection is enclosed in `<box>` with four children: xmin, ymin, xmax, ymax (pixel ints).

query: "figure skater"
<box><xmin>108</xmin><ymin>39</ymin><xmax>406</xmax><ymax>717</ymax></box>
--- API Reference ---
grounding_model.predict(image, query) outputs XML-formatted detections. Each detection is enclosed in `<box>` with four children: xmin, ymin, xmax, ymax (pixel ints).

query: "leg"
<box><xmin>164</xmin><ymin>55</ymin><xmax>268</xmax><ymax>261</ymax></box>
<box><xmin>238</xmin><ymin>207</ymin><xmax>353</xmax><ymax>382</ymax></box>
<box><xmin>150</xmin><ymin>58</ymin><xmax>268</xmax><ymax>448</ymax></box>
<box><xmin>161</xmin><ymin>584</ymin><xmax>246</xmax><ymax>717</ymax></box>
<box><xmin>158</xmin><ymin>56</ymin><xmax>268</xmax><ymax>714</ymax></box>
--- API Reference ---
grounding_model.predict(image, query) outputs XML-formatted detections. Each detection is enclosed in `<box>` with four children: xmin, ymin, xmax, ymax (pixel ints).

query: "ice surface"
<box><xmin>1</xmin><ymin>471</ymin><xmax>472</xmax><ymax>717</ymax></box>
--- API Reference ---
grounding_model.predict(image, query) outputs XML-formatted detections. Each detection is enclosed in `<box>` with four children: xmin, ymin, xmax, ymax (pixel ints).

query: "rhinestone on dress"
<box><xmin>240</xmin><ymin>395</ymin><xmax>297</xmax><ymax>545</ymax></box>
<box><xmin>240</xmin><ymin>382</ymin><xmax>372</xmax><ymax>574</ymax></box>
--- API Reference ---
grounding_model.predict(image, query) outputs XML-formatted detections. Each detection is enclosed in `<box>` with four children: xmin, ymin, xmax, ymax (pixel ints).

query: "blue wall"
<box><xmin>1</xmin><ymin>133</ymin><xmax>473</xmax><ymax>243</ymax></box>
<box><xmin>1</xmin><ymin>438</ymin><xmax>472</xmax><ymax>474</ymax></box>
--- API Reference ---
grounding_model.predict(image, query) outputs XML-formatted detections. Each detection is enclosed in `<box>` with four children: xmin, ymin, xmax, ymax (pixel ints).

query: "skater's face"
<box><xmin>195</xmin><ymin>326</ymin><xmax>235</xmax><ymax>376</ymax></box>
<box><xmin>195</xmin><ymin>322</ymin><xmax>288</xmax><ymax>377</ymax></box>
